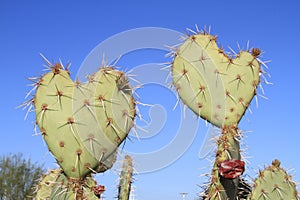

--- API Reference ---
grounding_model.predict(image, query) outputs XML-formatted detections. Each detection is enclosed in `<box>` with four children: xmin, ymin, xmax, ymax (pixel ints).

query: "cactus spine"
<box><xmin>171</xmin><ymin>29</ymin><xmax>299</xmax><ymax>200</ymax></box>
<box><xmin>25</xmin><ymin>59</ymin><xmax>136</xmax><ymax>199</ymax></box>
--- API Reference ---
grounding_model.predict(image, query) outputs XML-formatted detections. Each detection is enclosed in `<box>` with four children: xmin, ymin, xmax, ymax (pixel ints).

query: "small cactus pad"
<box><xmin>249</xmin><ymin>159</ymin><xmax>299</xmax><ymax>200</ymax></box>
<box><xmin>35</xmin><ymin>169</ymin><xmax>62</xmax><ymax>199</ymax></box>
<box><xmin>172</xmin><ymin>33</ymin><xmax>261</xmax><ymax>127</ymax></box>
<box><xmin>33</xmin><ymin>63</ymin><xmax>136</xmax><ymax>178</ymax></box>
<box><xmin>118</xmin><ymin>155</ymin><xmax>133</xmax><ymax>200</ymax></box>
<box><xmin>35</xmin><ymin>168</ymin><xmax>100</xmax><ymax>200</ymax></box>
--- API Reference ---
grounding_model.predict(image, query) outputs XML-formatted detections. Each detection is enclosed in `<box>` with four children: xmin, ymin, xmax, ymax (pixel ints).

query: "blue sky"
<box><xmin>1</xmin><ymin>1</ymin><xmax>300</xmax><ymax>199</ymax></box>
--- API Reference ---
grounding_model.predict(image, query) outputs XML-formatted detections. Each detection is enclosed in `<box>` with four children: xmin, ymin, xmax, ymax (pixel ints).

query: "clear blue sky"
<box><xmin>1</xmin><ymin>1</ymin><xmax>300</xmax><ymax>199</ymax></box>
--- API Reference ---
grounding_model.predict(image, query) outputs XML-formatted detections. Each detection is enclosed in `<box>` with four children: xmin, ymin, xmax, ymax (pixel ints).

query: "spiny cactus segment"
<box><xmin>31</xmin><ymin>61</ymin><xmax>136</xmax><ymax>178</ymax></box>
<box><xmin>171</xmin><ymin>27</ymin><xmax>299</xmax><ymax>200</ymax></box>
<box><xmin>249</xmin><ymin>159</ymin><xmax>299</xmax><ymax>200</ymax></box>
<box><xmin>118</xmin><ymin>155</ymin><xmax>133</xmax><ymax>200</ymax></box>
<box><xmin>22</xmin><ymin>56</ymin><xmax>137</xmax><ymax>199</ymax></box>
<box><xmin>172</xmin><ymin>32</ymin><xmax>261</xmax><ymax>128</ymax></box>
<box><xmin>171</xmin><ymin>28</ymin><xmax>263</xmax><ymax>200</ymax></box>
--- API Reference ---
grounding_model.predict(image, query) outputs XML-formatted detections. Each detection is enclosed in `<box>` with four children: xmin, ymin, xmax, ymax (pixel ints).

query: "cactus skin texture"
<box><xmin>33</xmin><ymin>63</ymin><xmax>136</xmax><ymax>178</ymax></box>
<box><xmin>118</xmin><ymin>155</ymin><xmax>133</xmax><ymax>200</ymax></box>
<box><xmin>34</xmin><ymin>168</ymin><xmax>102</xmax><ymax>200</ymax></box>
<box><xmin>249</xmin><ymin>159</ymin><xmax>299</xmax><ymax>200</ymax></box>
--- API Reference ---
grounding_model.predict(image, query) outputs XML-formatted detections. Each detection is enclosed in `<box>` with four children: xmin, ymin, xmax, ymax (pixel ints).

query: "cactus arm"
<box><xmin>118</xmin><ymin>155</ymin><xmax>133</xmax><ymax>200</ymax></box>
<box><xmin>204</xmin><ymin>125</ymin><xmax>245</xmax><ymax>200</ymax></box>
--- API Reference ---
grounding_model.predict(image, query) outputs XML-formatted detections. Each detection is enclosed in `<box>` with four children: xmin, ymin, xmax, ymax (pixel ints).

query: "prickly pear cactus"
<box><xmin>249</xmin><ymin>159</ymin><xmax>299</xmax><ymax>200</ymax></box>
<box><xmin>171</xmin><ymin>28</ymin><xmax>299</xmax><ymax>200</ymax></box>
<box><xmin>172</xmin><ymin>33</ymin><xmax>260</xmax><ymax>127</ymax></box>
<box><xmin>34</xmin><ymin>168</ymin><xmax>102</xmax><ymax>200</ymax></box>
<box><xmin>171</xmin><ymin>30</ymin><xmax>260</xmax><ymax>200</ymax></box>
<box><xmin>32</xmin><ymin>63</ymin><xmax>136</xmax><ymax>178</ymax></box>
<box><xmin>118</xmin><ymin>155</ymin><xmax>133</xmax><ymax>200</ymax></box>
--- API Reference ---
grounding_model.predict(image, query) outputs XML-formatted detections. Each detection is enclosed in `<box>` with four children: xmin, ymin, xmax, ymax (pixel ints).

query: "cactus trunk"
<box><xmin>118</xmin><ymin>155</ymin><xmax>133</xmax><ymax>200</ymax></box>
<box><xmin>204</xmin><ymin>125</ymin><xmax>249</xmax><ymax>200</ymax></box>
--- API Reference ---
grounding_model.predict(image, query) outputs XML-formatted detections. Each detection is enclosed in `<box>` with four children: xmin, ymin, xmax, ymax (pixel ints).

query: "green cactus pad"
<box><xmin>35</xmin><ymin>169</ymin><xmax>62</xmax><ymax>199</ymax></box>
<box><xmin>172</xmin><ymin>33</ymin><xmax>261</xmax><ymax>127</ymax></box>
<box><xmin>34</xmin><ymin>64</ymin><xmax>135</xmax><ymax>178</ymax></box>
<box><xmin>118</xmin><ymin>155</ymin><xmax>133</xmax><ymax>200</ymax></box>
<box><xmin>249</xmin><ymin>159</ymin><xmax>299</xmax><ymax>200</ymax></box>
<box><xmin>35</xmin><ymin>168</ymin><xmax>100</xmax><ymax>200</ymax></box>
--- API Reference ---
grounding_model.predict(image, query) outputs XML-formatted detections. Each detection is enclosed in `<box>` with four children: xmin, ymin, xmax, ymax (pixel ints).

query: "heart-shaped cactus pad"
<box><xmin>172</xmin><ymin>33</ymin><xmax>261</xmax><ymax>127</ymax></box>
<box><xmin>33</xmin><ymin>64</ymin><xmax>136</xmax><ymax>178</ymax></box>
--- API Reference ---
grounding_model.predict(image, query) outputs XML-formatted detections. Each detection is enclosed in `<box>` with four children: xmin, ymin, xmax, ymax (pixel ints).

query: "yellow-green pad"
<box><xmin>34</xmin><ymin>65</ymin><xmax>135</xmax><ymax>178</ymax></box>
<box><xmin>249</xmin><ymin>160</ymin><xmax>299</xmax><ymax>200</ymax></box>
<box><xmin>172</xmin><ymin>34</ymin><xmax>261</xmax><ymax>127</ymax></box>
